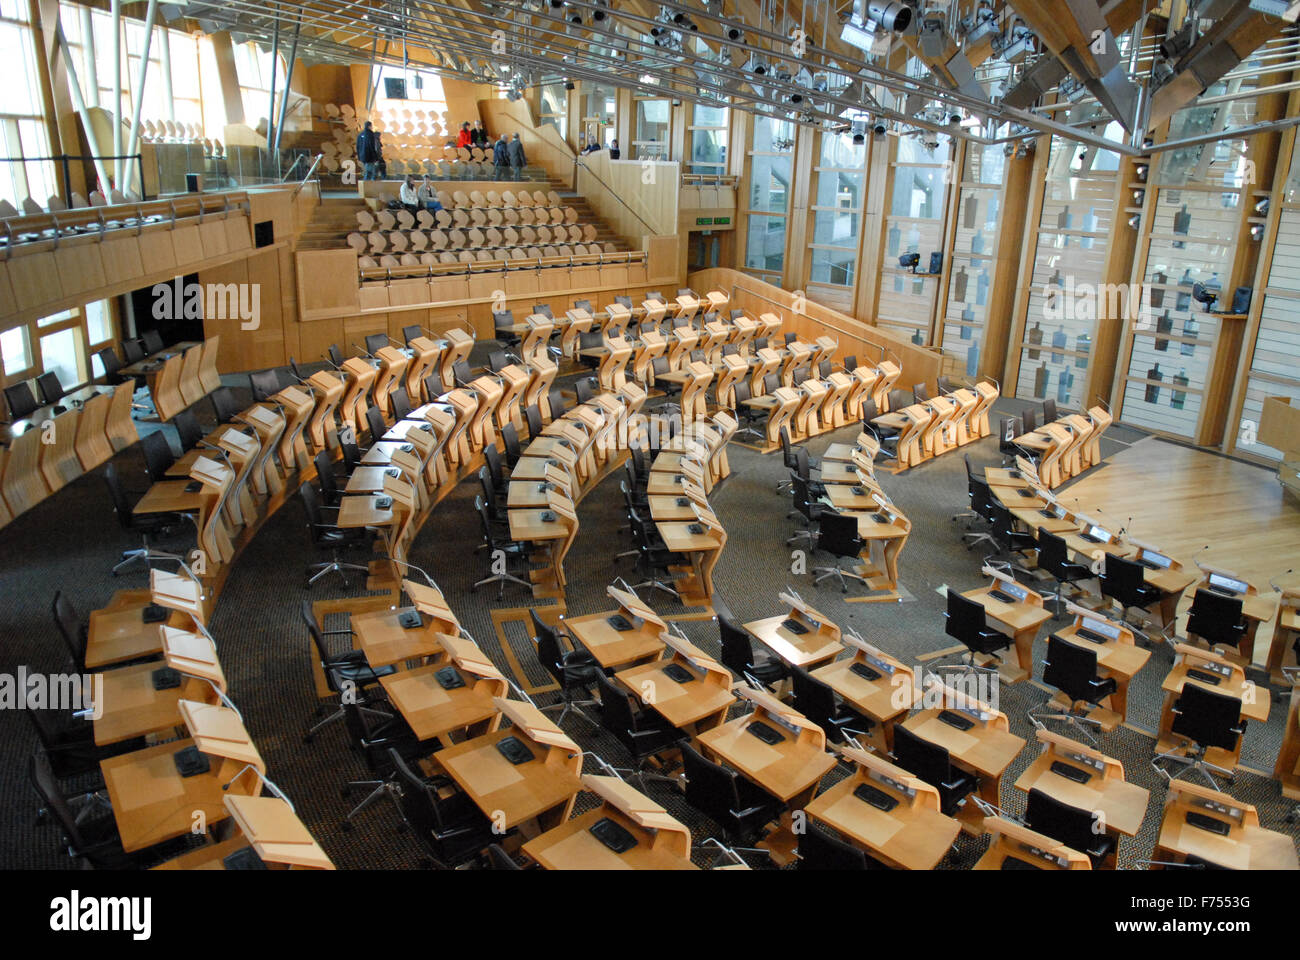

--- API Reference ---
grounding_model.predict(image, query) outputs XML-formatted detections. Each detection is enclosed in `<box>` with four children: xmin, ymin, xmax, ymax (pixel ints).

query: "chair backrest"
<box><xmin>366</xmin><ymin>405</ymin><xmax>388</xmax><ymax>442</ymax></box>
<box><xmin>477</xmin><ymin>466</ymin><xmax>497</xmax><ymax>509</ymax></box>
<box><xmin>3</xmin><ymin>382</ymin><xmax>38</xmax><ymax>419</ymax></box>
<box><xmin>718</xmin><ymin>615</ymin><xmax>757</xmax><ymax>677</ymax></box>
<box><xmin>390</xmin><ymin>387</ymin><xmax>412</xmax><ymax>421</ymax></box>
<box><xmin>529</xmin><ymin>609</ymin><xmax>565</xmax><ymax>682</ymax></box>
<box><xmin>249</xmin><ymin>369</ymin><xmax>281</xmax><ymax>402</ymax></box>
<box><xmin>1024</xmin><ymin>787</ymin><xmax>1095</xmax><ymax>856</ymax></box>
<box><xmin>300</xmin><ymin>598</ymin><xmax>336</xmax><ymax>676</ymax></box>
<box><xmin>912</xmin><ymin>382</ymin><xmax>930</xmax><ymax>403</ymax></box>
<box><xmin>892</xmin><ymin>724</ymin><xmax>954</xmax><ymax>790</ymax></box>
<box><xmin>779</xmin><ymin>427</ymin><xmax>795</xmax><ymax>468</ymax></box>
<box><xmin>299</xmin><ymin>481</ymin><xmax>327</xmax><ymax>534</ymax></box>
<box><xmin>341</xmin><ymin>442</ymin><xmax>362</xmax><ymax>472</ymax></box>
<box><xmin>574</xmin><ymin>299</ymin><xmax>592</xmax><ymax>312</ymax></box>
<box><xmin>533</xmin><ymin>304</ymin><xmax>553</xmax><ymax>318</ymax></box>
<box><xmin>173</xmin><ymin>410</ymin><xmax>203</xmax><ymax>451</ymax></box>
<box><xmin>328</xmin><ymin>344</ymin><xmax>345</xmax><ymax>367</ymax></box>
<box><xmin>122</xmin><ymin>339</ymin><xmax>146</xmax><ymax>364</ymax></box>
<box><xmin>1100</xmin><ymin>554</ymin><xmax>1147</xmax><ymax>605</ymax></box>
<box><xmin>140</xmin><ymin>429</ymin><xmax>176</xmax><ymax>482</ymax></box>
<box><xmin>1043</xmin><ymin>634</ymin><xmax>1104</xmax><ymax>704</ymax></box>
<box><xmin>944</xmin><ymin>588</ymin><xmax>989</xmax><ymax>649</ymax></box>
<box><xmin>998</xmin><ymin>416</ymin><xmax>1021</xmax><ymax>449</ymax></box>
<box><xmin>1037</xmin><ymin>529</ymin><xmax>1072</xmax><ymax>578</ymax></box>
<box><xmin>96</xmin><ymin>346</ymin><xmax>123</xmax><ymax>379</ymax></box>
<box><xmin>763</xmin><ymin>372</ymin><xmax>779</xmax><ymax>394</ymax></box>
<box><xmin>402</xmin><ymin>324</ymin><xmax>424</xmax><ymax>346</ymax></box>
<box><xmin>36</xmin><ymin>371</ymin><xmax>64</xmax><ymax>404</ymax></box>
<box><xmin>486</xmin><ymin>843</ymin><xmax>521</xmax><ymax>870</ymax></box>
<box><xmin>594</xmin><ymin>671</ymin><xmax>636</xmax><ymax>741</ymax></box>
<box><xmin>142</xmin><ymin>329</ymin><xmax>164</xmax><ymax>354</ymax></box>
<box><xmin>790</xmin><ymin>665</ymin><xmax>839</xmax><ymax>733</ymax></box>
<box><xmin>575</xmin><ymin>378</ymin><xmax>596</xmax><ymax>404</ymax></box>
<box><xmin>1187</xmin><ymin>588</ymin><xmax>1246</xmax><ymax>643</ymax></box>
<box><xmin>1171</xmin><ymin>682</ymin><xmax>1244</xmax><ymax>750</ymax></box>
<box><xmin>102</xmin><ymin>462</ymin><xmax>135</xmax><ymax>531</ymax></box>
<box><xmin>30</xmin><ymin>752</ymin><xmax>91</xmax><ymax>853</ymax></box>
<box><xmin>1021</xmin><ymin>408</ymin><xmax>1037</xmax><ymax>433</ymax></box>
<box><xmin>500</xmin><ymin>422</ymin><xmax>521</xmax><ymax>463</ymax></box>
<box><xmin>798</xmin><ymin>825</ymin><xmax>870</xmax><ymax>870</ymax></box>
<box><xmin>524</xmin><ymin>404</ymin><xmax>543</xmax><ymax>438</ymax></box>
<box><xmin>483</xmin><ymin>444</ymin><xmax>505</xmax><ymax>489</ymax></box>
<box><xmin>209</xmin><ymin>386</ymin><xmax>241</xmax><ymax>423</ymax></box>
<box><xmin>1043</xmin><ymin>397</ymin><xmax>1059</xmax><ymax>422</ymax></box>
<box><xmin>314</xmin><ymin>451</ymin><xmax>340</xmax><ymax>503</ymax></box>
<box><xmin>679</xmin><ymin>741</ymin><xmax>743</xmax><ymax>826</ymax></box>
<box><xmin>493</xmin><ymin>309</ymin><xmax>515</xmax><ymax>333</ymax></box>
<box><xmin>817</xmin><ymin>511</ymin><xmax>863</xmax><ymax>559</ymax></box>
<box><xmin>365</xmin><ymin>333</ymin><xmax>389</xmax><ymax>355</ymax></box>
<box><xmin>52</xmin><ymin>591</ymin><xmax>86</xmax><ymax>667</ymax></box>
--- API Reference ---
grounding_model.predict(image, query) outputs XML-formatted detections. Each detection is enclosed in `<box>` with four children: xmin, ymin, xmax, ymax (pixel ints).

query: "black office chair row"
<box><xmin>3</xmin><ymin>372</ymin><xmax>68</xmax><ymax>421</ymax></box>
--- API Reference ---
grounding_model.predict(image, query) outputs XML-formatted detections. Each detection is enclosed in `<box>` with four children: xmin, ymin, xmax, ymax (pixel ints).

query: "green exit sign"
<box><xmin>696</xmin><ymin>217</ymin><xmax>713</xmax><ymax>225</ymax></box>
<box><xmin>715</xmin><ymin>217</ymin><xmax>730</xmax><ymax>224</ymax></box>
<box><xmin>695</xmin><ymin>217</ymin><xmax>731</xmax><ymax>226</ymax></box>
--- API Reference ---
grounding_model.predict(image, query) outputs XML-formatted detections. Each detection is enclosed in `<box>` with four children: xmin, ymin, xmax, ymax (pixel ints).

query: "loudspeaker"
<box><xmin>928</xmin><ymin>252</ymin><xmax>943</xmax><ymax>275</ymax></box>
<box><xmin>384</xmin><ymin>78</ymin><xmax>407</xmax><ymax>100</ymax></box>
<box><xmin>253</xmin><ymin>220</ymin><xmax>274</xmax><ymax>248</ymax></box>
<box><xmin>1230</xmin><ymin>286</ymin><xmax>1252</xmax><ymax>314</ymax></box>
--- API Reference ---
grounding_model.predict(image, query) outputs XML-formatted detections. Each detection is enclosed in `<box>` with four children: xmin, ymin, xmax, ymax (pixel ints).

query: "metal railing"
<box><xmin>290</xmin><ymin>153</ymin><xmax>325</xmax><ymax>197</ymax></box>
<box><xmin>0</xmin><ymin>153</ymin><xmax>146</xmax><ymax>204</ymax></box>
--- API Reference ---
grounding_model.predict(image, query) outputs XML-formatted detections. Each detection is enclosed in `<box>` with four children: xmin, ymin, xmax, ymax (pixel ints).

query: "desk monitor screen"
<box><xmin>998</xmin><ymin>581</ymin><xmax>1027</xmax><ymax>602</ymax></box>
<box><xmin>1079</xmin><ymin>617</ymin><xmax>1121</xmax><ymax>641</ymax></box>
<box><xmin>1208</xmin><ymin>573</ymin><xmax>1249</xmax><ymax>595</ymax></box>
<box><xmin>1086</xmin><ymin>524</ymin><xmax>1111</xmax><ymax>543</ymax></box>
<box><xmin>1142</xmin><ymin>550</ymin><xmax>1173</xmax><ymax>569</ymax></box>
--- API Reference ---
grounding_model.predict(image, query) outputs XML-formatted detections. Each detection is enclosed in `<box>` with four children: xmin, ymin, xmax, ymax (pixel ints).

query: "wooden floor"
<box><xmin>1065</xmin><ymin>436</ymin><xmax>1300</xmax><ymax>659</ymax></box>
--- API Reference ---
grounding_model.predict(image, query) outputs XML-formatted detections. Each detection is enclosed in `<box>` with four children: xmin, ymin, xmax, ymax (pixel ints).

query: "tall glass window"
<box><xmin>539</xmin><ymin>81</ymin><xmax>568</xmax><ymax>140</ymax></box>
<box><xmin>633</xmin><ymin>99</ymin><xmax>670</xmax><ymax>160</ymax></box>
<box><xmin>742</xmin><ymin>116</ymin><xmax>793</xmax><ymax>282</ymax></box>
<box><xmin>876</xmin><ymin>136</ymin><xmax>951</xmax><ymax>343</ymax></box>
<box><xmin>687</xmin><ymin>103</ymin><xmax>728</xmax><ymax>176</ymax></box>
<box><xmin>582</xmin><ymin>82</ymin><xmax>616</xmax><ymax>148</ymax></box>
<box><xmin>808</xmin><ymin>119</ymin><xmax>867</xmax><ymax>308</ymax></box>
<box><xmin>940</xmin><ymin>142</ymin><xmax>1003</xmax><ymax>373</ymax></box>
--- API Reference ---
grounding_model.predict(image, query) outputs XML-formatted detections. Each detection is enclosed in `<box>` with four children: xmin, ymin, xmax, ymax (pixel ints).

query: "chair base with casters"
<box><xmin>960</xmin><ymin>526</ymin><xmax>998</xmax><ymax>553</ymax></box>
<box><xmin>471</xmin><ymin>568</ymin><xmax>532</xmax><ymax>598</ymax></box>
<box><xmin>1151</xmin><ymin>743</ymin><xmax>1237</xmax><ymax>790</ymax></box>
<box><xmin>304</xmin><ymin>698</ymin><xmax>394</xmax><ymax>743</ymax></box>
<box><xmin>812</xmin><ymin>558</ymin><xmax>869</xmax><ymax>593</ymax></box>
<box><xmin>785</xmin><ymin>526</ymin><xmax>817</xmax><ymax>550</ymax></box>
<box><xmin>631</xmin><ymin>568</ymin><xmax>680</xmax><ymax>600</ymax></box>
<box><xmin>308</xmin><ymin>550</ymin><xmax>372</xmax><ymax>588</ymax></box>
<box><xmin>340</xmin><ymin>774</ymin><xmax>405</xmax><ymax>828</ymax></box>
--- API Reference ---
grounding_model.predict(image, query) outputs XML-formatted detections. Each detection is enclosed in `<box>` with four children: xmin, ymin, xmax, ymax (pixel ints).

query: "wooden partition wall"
<box><xmin>688</xmin><ymin>267</ymin><xmax>944</xmax><ymax>393</ymax></box>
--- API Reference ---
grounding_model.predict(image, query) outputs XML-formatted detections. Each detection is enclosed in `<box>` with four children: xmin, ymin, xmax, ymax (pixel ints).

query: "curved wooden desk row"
<box><xmin>1008</xmin><ymin>404</ymin><xmax>1113</xmax><ymax>489</ymax></box>
<box><xmin>116</xmin><ymin>335</ymin><xmax>223</xmax><ymax>423</ymax></box>
<box><xmin>645</xmin><ymin>443</ymin><xmax>729</xmax><ymax>604</ymax></box>
<box><xmin>867</xmin><ymin>380</ymin><xmax>1001</xmax><ymax>472</ymax></box>
<box><xmin>86</xmin><ymin>585</ymin><xmax>335</xmax><ymax>869</ymax></box>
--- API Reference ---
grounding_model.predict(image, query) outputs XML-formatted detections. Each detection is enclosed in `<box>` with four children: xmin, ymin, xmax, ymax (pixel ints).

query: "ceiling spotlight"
<box><xmin>864</xmin><ymin>0</ymin><xmax>912</xmax><ymax>32</ymax></box>
<box><xmin>1134</xmin><ymin>162</ymin><xmax>1149</xmax><ymax>181</ymax></box>
<box><xmin>1250</xmin><ymin>223</ymin><xmax>1264</xmax><ymax>241</ymax></box>
<box><xmin>1127</xmin><ymin>214</ymin><xmax>1141</xmax><ymax>229</ymax></box>
<box><xmin>1255</xmin><ymin>197</ymin><xmax>1270</xmax><ymax>215</ymax></box>
<box><xmin>725</xmin><ymin>26</ymin><xmax>744</xmax><ymax>43</ymax></box>
<box><xmin>1132</xmin><ymin>189</ymin><xmax>1146</xmax><ymax>205</ymax></box>
<box><xmin>850</xmin><ymin>115</ymin><xmax>868</xmax><ymax>144</ymax></box>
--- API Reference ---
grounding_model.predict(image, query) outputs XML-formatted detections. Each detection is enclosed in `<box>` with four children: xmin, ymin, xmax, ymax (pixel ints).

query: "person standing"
<box><xmin>492</xmin><ymin>134</ymin><xmax>510</xmax><ymax>181</ymax></box>
<box><xmin>608</xmin><ymin>139</ymin><xmax>621</xmax><ymax>160</ymax></box>
<box><xmin>356</xmin><ymin>121</ymin><xmax>381</xmax><ymax>180</ymax></box>
<box><xmin>507</xmin><ymin>132</ymin><xmax>527</xmax><ymax>181</ymax></box>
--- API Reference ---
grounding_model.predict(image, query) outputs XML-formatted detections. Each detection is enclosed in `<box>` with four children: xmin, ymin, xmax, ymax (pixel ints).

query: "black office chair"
<box><xmin>717</xmin><ymin>612</ymin><xmax>788</xmax><ymax>689</ymax></box>
<box><xmin>592</xmin><ymin>672</ymin><xmax>684</xmax><ymax>788</ymax></box>
<box><xmin>1043</xmin><ymin>397</ymin><xmax>1059</xmax><ymax>423</ymax></box>
<box><xmin>1037</xmin><ymin>529</ymin><xmax>1094</xmax><ymax>617</ymax></box>
<box><xmin>1099</xmin><ymin>554</ymin><xmax>1164</xmax><ymax>641</ymax></box>
<box><xmin>577</xmin><ymin>332</ymin><xmax>604</xmax><ymax>371</ymax></box>
<box><xmin>365</xmin><ymin>404</ymin><xmax>389</xmax><ymax>443</ymax></box>
<box><xmin>36</xmin><ymin>371</ymin><xmax>65</xmax><ymax>405</ymax></box>
<box><xmin>786</xmin><ymin>474</ymin><xmax>825</xmax><ymax>551</ymax></box>
<box><xmin>27</xmin><ymin>709</ymin><xmax>140</xmax><ymax>828</ymax></box>
<box><xmin>679</xmin><ymin>741</ymin><xmax>781</xmax><ymax>852</ymax></box>
<box><xmin>937</xmin><ymin>375</ymin><xmax>953</xmax><ymax>394</ymax></box>
<box><xmin>1024</xmin><ymin>787</ymin><xmax>1114</xmax><ymax>868</ymax></box>
<box><xmin>729</xmin><ymin>380</ymin><xmax>765</xmax><ymax>442</ymax></box>
<box><xmin>777</xmin><ymin>426</ymin><xmax>818</xmax><ymax>494</ymax></box>
<box><xmin>451</xmin><ymin>359</ymin><xmax>475</xmax><ymax>388</ymax></box>
<box><xmin>209</xmin><ymin>386</ymin><xmax>242</xmax><ymax>424</ymax></box>
<box><xmin>139</xmin><ymin>429</ymin><xmax>176</xmax><ymax>483</ymax></box>
<box><xmin>247</xmin><ymin>369</ymin><xmax>280</xmax><ymax>403</ymax></box>
<box><xmin>546</xmin><ymin>387</ymin><xmax>569</xmax><ymax>422</ymax></box>
<box><xmin>1029</xmin><ymin>634</ymin><xmax>1118</xmax><ymax>744</ymax></box>
<box><xmin>493</xmin><ymin>309</ymin><xmax>520</xmax><ymax>348</ymax></box>
<box><xmin>500</xmin><ymin>422</ymin><xmax>523</xmax><ymax>467</ymax></box>
<box><xmin>574</xmin><ymin>376</ymin><xmax>598</xmax><ymax>404</ymax></box>
<box><xmin>390</xmin><ymin>386</ymin><xmax>413</xmax><ymax>421</ymax></box>
<box><xmin>471</xmin><ymin>495</ymin><xmax>531</xmax><ymax>597</ymax></box>
<box><xmin>533</xmin><ymin>304</ymin><xmax>554</xmax><ymax>319</ymax></box>
<box><xmin>122</xmin><ymin>338</ymin><xmax>146</xmax><ymax>364</ymax></box>
<box><xmin>790</xmin><ymin>665</ymin><xmax>873</xmax><ymax>745</ymax></box>
<box><xmin>989</xmin><ymin>501</ymin><xmax>1036</xmax><ymax>572</ymax></box>
<box><xmin>301</xmin><ymin>599</ymin><xmax>394</xmax><ymax>742</ymax></box>
<box><xmin>402</xmin><ymin>324</ymin><xmax>424</xmax><ymax>346</ymax></box>
<box><xmin>483</xmin><ymin>443</ymin><xmax>509</xmax><ymax>491</ymax></box>
<box><xmin>912</xmin><ymin>382</ymin><xmax>930</xmax><ymax>404</ymax></box>
<box><xmin>96</xmin><ymin>346</ymin><xmax>126</xmax><ymax>385</ymax></box>
<box><xmin>477</xmin><ymin>467</ymin><xmax>508</xmax><ymax>521</ymax></box>
<box><xmin>811</xmin><ymin>511</ymin><xmax>869</xmax><ymax>593</ymax></box>
<box><xmin>312</xmin><ymin>450</ymin><xmax>348</xmax><ymax>506</ymax></box>
<box><xmin>530</xmin><ymin>609</ymin><xmax>600</xmax><ymax>726</ymax></box>
<box><xmin>955</xmin><ymin>461</ymin><xmax>999</xmax><ymax>554</ymax></box>
<box><xmin>524</xmin><ymin>403</ymin><xmax>544</xmax><ymax>439</ymax></box>
<box><xmin>861</xmin><ymin>399</ymin><xmax>900</xmax><ymax>463</ymax></box>
<box><xmin>104</xmin><ymin>462</ymin><xmax>185</xmax><ymax>575</ymax></box>
<box><xmin>299</xmin><ymin>483</ymin><xmax>372</xmax><ymax>588</ymax></box>
<box><xmin>3</xmin><ymin>381</ymin><xmax>39</xmax><ymax>420</ymax></box>
<box><xmin>1022</xmin><ymin>407</ymin><xmax>1038</xmax><ymax>434</ymax></box>
<box><xmin>390</xmin><ymin>748</ymin><xmax>498</xmax><ymax>868</ymax></box>
<box><xmin>30</xmin><ymin>752</ymin><xmax>188</xmax><ymax>869</ymax></box>
<box><xmin>1152</xmin><ymin>682</ymin><xmax>1245</xmax><ymax>788</ymax></box>
<box><xmin>339</xmin><ymin>702</ymin><xmax>430</xmax><ymax>829</ymax></box>
<box><xmin>628</xmin><ymin>504</ymin><xmax>685</xmax><ymax>597</ymax></box>
<box><xmin>797</xmin><ymin>824</ymin><xmax>885</xmax><ymax>870</ymax></box>
<box><xmin>364</xmin><ymin>333</ymin><xmax>390</xmax><ymax>355</ymax></box>
<box><xmin>891</xmin><ymin>724</ymin><xmax>977</xmax><ymax>817</ymax></box>
<box><xmin>52</xmin><ymin>591</ymin><xmax>91</xmax><ymax>670</ymax></box>
<box><xmin>141</xmin><ymin>329</ymin><xmax>165</xmax><ymax>354</ymax></box>
<box><xmin>574</xmin><ymin>298</ymin><xmax>593</xmax><ymax>313</ymax></box>
<box><xmin>341</xmin><ymin>441</ymin><xmax>363</xmax><ymax>474</ymax></box>
<box><xmin>1186</xmin><ymin>589</ymin><xmax>1249</xmax><ymax>654</ymax></box>
<box><xmin>172</xmin><ymin>409</ymin><xmax>204</xmax><ymax>452</ymax></box>
<box><xmin>424</xmin><ymin>372</ymin><xmax>448</xmax><ymax>401</ymax></box>
<box><xmin>941</xmin><ymin>590</ymin><xmax>1010</xmax><ymax>676</ymax></box>
<box><xmin>483</xmin><ymin>843</ymin><xmax>525</xmax><ymax>870</ymax></box>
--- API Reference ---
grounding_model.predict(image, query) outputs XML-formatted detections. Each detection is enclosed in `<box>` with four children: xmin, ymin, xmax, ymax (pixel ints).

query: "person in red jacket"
<box><xmin>456</xmin><ymin>122</ymin><xmax>472</xmax><ymax>148</ymax></box>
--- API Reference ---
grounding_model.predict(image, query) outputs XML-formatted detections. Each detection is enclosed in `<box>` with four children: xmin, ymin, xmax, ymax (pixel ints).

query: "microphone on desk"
<box><xmin>380</xmin><ymin>555</ymin><xmax>439</xmax><ymax>591</ymax></box>
<box><xmin>221</xmin><ymin>763</ymin><xmax>294</xmax><ymax>811</ymax></box>
<box><xmin>352</xmin><ymin>342</ymin><xmax>377</xmax><ymax>360</ymax></box>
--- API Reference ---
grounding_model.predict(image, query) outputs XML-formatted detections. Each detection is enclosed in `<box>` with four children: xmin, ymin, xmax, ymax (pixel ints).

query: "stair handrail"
<box><xmin>290</xmin><ymin>153</ymin><xmax>325</xmax><ymax>197</ymax></box>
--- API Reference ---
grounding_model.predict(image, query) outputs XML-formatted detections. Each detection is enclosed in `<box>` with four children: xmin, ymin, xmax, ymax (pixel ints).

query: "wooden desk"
<box><xmin>432</xmin><ymin>698</ymin><xmax>582</xmax><ymax>835</ymax></box>
<box><xmin>656</xmin><ymin>518</ymin><xmax>725</xmax><ymax>601</ymax></box>
<box><xmin>380</xmin><ymin>661</ymin><xmax>502</xmax><ymax>743</ymax></box>
<box><xmin>1265</xmin><ymin>589</ymin><xmax>1300</xmax><ymax>686</ymax></box>
<box><xmin>1273</xmin><ymin>680</ymin><xmax>1300</xmax><ymax>799</ymax></box>
<box><xmin>508</xmin><ymin>507</ymin><xmax>569</xmax><ymax>544</ymax></box>
<box><xmin>1157</xmin><ymin>644</ymin><xmax>1267</xmax><ymax>770</ymax></box>
<box><xmin>744</xmin><ymin>595</ymin><xmax>843</xmax><ymax>668</ymax></box>
<box><xmin>336</xmin><ymin>493</ymin><xmax>394</xmax><ymax>530</ymax></box>
<box><xmin>1055</xmin><ymin>610</ymin><xmax>1151</xmax><ymax>719</ymax></box>
<box><xmin>132</xmin><ymin>479</ymin><xmax>207</xmax><ymax>516</ymax></box>
<box><xmin>805</xmin><ymin>747</ymin><xmax>960</xmax><ymax>870</ymax></box>
<box><xmin>974</xmin><ymin>816</ymin><xmax>1092</xmax><ymax>870</ymax></box>
<box><xmin>810</xmin><ymin>636</ymin><xmax>914</xmax><ymax>753</ymax></box>
<box><xmin>1186</xmin><ymin>573</ymin><xmax>1278</xmax><ymax>665</ymax></box>
<box><xmin>1153</xmin><ymin>780</ymin><xmax>1298</xmax><ymax>870</ymax></box>
<box><xmin>647</xmin><ymin>493</ymin><xmax>697</xmax><ymax>521</ymax></box>
<box><xmin>85</xmin><ymin>592</ymin><xmax>180</xmax><ymax>668</ymax></box>
<box><xmin>93</xmin><ymin>660</ymin><xmax>190</xmax><ymax>746</ymax></box>
<box><xmin>962</xmin><ymin>577</ymin><xmax>1051</xmax><ymax>679</ymax></box>
<box><xmin>564</xmin><ymin>587</ymin><xmax>668</xmax><ymax>671</ymax></box>
<box><xmin>1014</xmin><ymin>729</ymin><xmax>1149</xmax><ymax>839</ymax></box>
<box><xmin>350</xmin><ymin>607</ymin><xmax>445</xmax><ymax>668</ymax></box>
<box><xmin>344</xmin><ymin>466</ymin><xmax>401</xmax><ymax>494</ymax></box>
<box><xmin>615</xmin><ymin>631</ymin><xmax>735</xmax><ymax>734</ymax></box>
<box><xmin>522</xmin><ymin>775</ymin><xmax>696</xmax><ymax>870</ymax></box>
